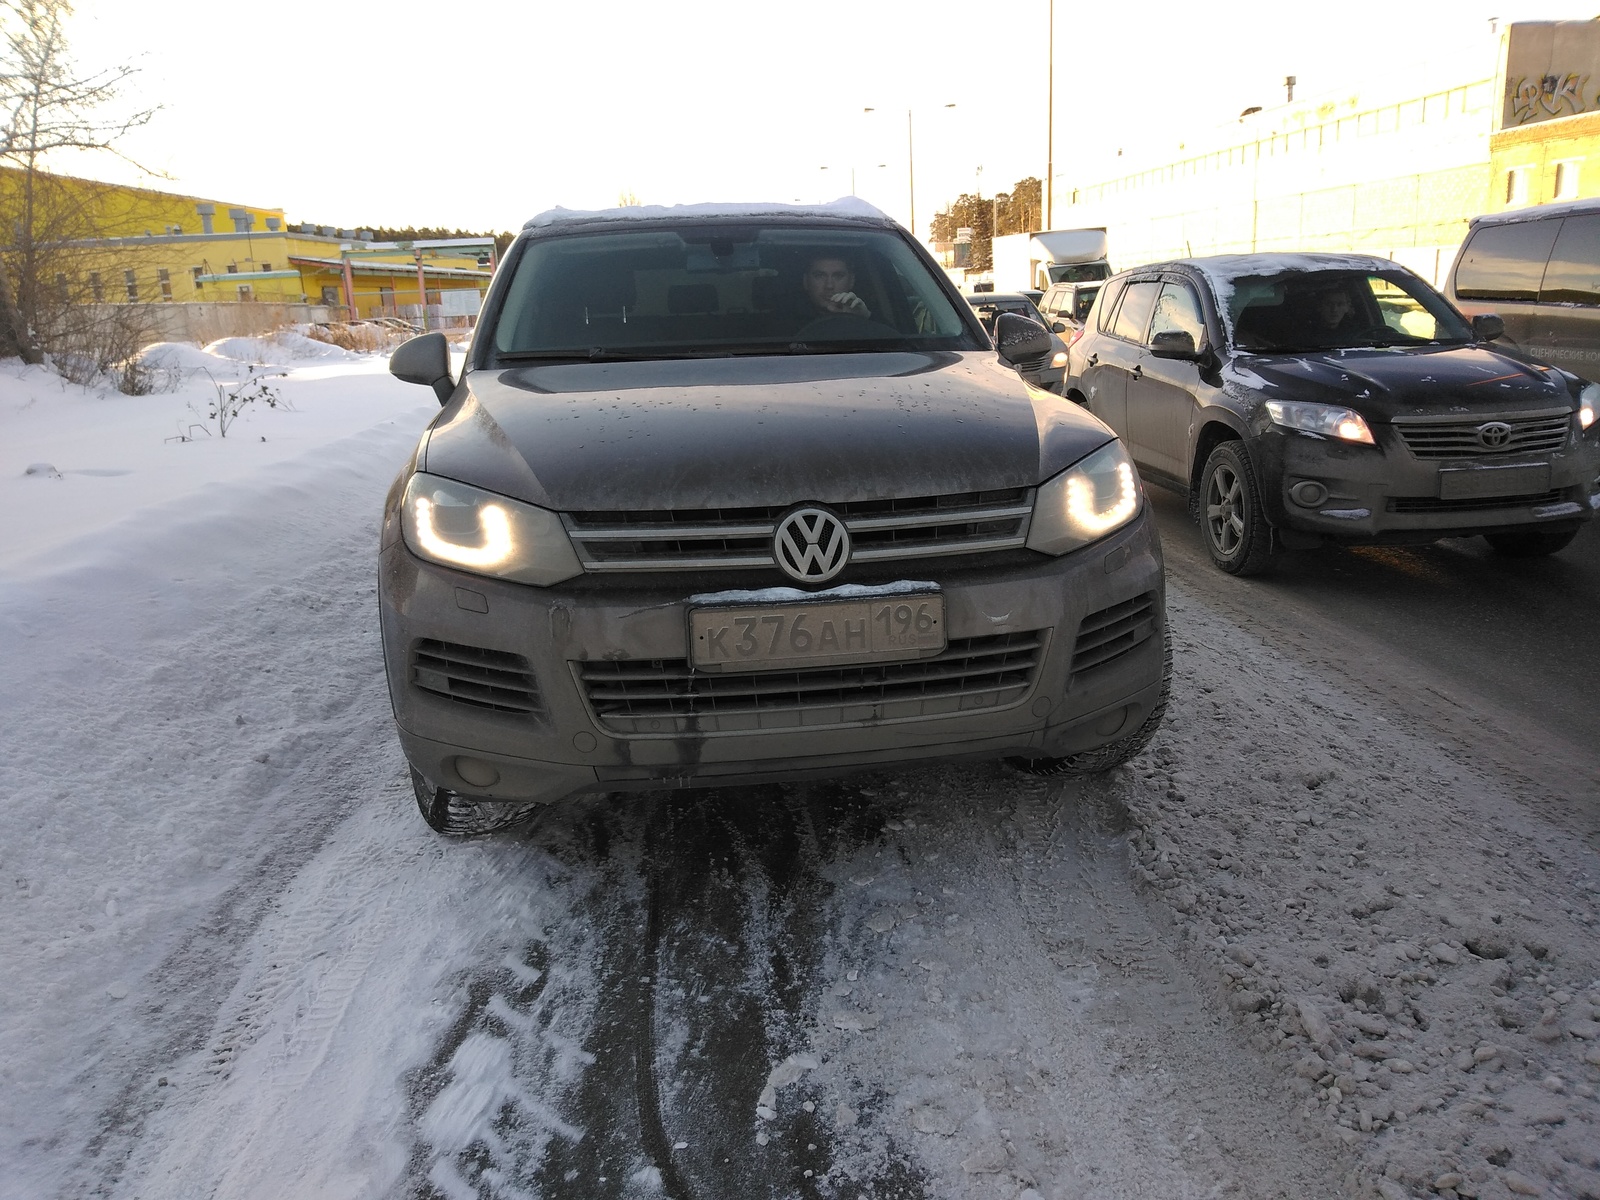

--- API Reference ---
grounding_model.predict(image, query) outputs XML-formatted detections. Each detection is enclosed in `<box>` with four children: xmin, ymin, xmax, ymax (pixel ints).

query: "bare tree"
<box><xmin>0</xmin><ymin>0</ymin><xmax>155</xmax><ymax>363</ymax></box>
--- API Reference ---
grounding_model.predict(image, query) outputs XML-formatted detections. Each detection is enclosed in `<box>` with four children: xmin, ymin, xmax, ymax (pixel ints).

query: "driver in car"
<box><xmin>802</xmin><ymin>255</ymin><xmax>871</xmax><ymax>319</ymax></box>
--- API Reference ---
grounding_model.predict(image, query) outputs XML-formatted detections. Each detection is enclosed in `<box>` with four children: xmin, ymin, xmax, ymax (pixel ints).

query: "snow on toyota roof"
<box><xmin>523</xmin><ymin>197</ymin><xmax>891</xmax><ymax>229</ymax></box>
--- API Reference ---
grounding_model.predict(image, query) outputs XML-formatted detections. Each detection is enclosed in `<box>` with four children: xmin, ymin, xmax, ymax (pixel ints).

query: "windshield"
<box><xmin>967</xmin><ymin>297</ymin><xmax>1046</xmax><ymax>336</ymax></box>
<box><xmin>1045</xmin><ymin>262</ymin><xmax>1110</xmax><ymax>284</ymax></box>
<box><xmin>488</xmin><ymin>224</ymin><xmax>982</xmax><ymax>360</ymax></box>
<box><xmin>1225</xmin><ymin>269</ymin><xmax>1473</xmax><ymax>353</ymax></box>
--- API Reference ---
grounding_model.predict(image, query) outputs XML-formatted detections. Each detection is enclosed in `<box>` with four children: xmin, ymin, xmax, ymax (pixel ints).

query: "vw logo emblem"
<box><xmin>773</xmin><ymin>506</ymin><xmax>851</xmax><ymax>584</ymax></box>
<box><xmin>1476</xmin><ymin>421</ymin><xmax>1513</xmax><ymax>450</ymax></box>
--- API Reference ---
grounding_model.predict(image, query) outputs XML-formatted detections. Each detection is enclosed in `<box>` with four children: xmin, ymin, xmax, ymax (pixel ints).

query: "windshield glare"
<box><xmin>489</xmin><ymin>225</ymin><xmax>981</xmax><ymax>359</ymax></box>
<box><xmin>1225</xmin><ymin>269</ymin><xmax>1473</xmax><ymax>352</ymax></box>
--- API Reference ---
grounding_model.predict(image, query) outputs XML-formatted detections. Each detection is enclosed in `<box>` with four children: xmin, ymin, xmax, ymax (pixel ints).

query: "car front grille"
<box><xmin>1071</xmin><ymin>593</ymin><xmax>1158</xmax><ymax>681</ymax></box>
<box><xmin>1387</xmin><ymin>490</ymin><xmax>1565</xmax><ymax>514</ymax></box>
<box><xmin>575</xmin><ymin>630</ymin><xmax>1045</xmax><ymax>734</ymax></box>
<box><xmin>1393</xmin><ymin>411</ymin><xmax>1571</xmax><ymax>459</ymax></box>
<box><xmin>411</xmin><ymin>639</ymin><xmax>544</xmax><ymax>716</ymax></box>
<box><xmin>564</xmin><ymin>488</ymin><xmax>1034</xmax><ymax>572</ymax></box>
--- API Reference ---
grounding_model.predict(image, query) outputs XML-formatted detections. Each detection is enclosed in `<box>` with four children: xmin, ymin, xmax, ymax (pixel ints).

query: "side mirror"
<box><xmin>390</xmin><ymin>331</ymin><xmax>454</xmax><ymax>405</ymax></box>
<box><xmin>1149</xmin><ymin>329</ymin><xmax>1205</xmax><ymax>360</ymax></box>
<box><xmin>994</xmin><ymin>311</ymin><xmax>1051</xmax><ymax>367</ymax></box>
<box><xmin>1050</xmin><ymin>321</ymin><xmax>1067</xmax><ymax>334</ymax></box>
<box><xmin>1472</xmin><ymin>313</ymin><xmax>1505</xmax><ymax>342</ymax></box>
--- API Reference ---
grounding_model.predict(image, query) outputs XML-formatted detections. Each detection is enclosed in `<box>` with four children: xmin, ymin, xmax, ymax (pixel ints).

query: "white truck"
<box><xmin>991</xmin><ymin>228</ymin><xmax>1111</xmax><ymax>293</ymax></box>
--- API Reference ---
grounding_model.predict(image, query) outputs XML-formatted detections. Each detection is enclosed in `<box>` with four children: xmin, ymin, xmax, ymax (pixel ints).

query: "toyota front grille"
<box><xmin>1392</xmin><ymin>410</ymin><xmax>1572</xmax><ymax>459</ymax></box>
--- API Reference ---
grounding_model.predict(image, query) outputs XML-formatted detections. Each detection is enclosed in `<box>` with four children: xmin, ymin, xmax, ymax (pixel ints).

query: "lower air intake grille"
<box><xmin>1072</xmin><ymin>593</ymin><xmax>1157</xmax><ymax>680</ymax></box>
<box><xmin>577</xmin><ymin>631</ymin><xmax>1045</xmax><ymax>735</ymax></box>
<box><xmin>412</xmin><ymin>639</ymin><xmax>543</xmax><ymax>716</ymax></box>
<box><xmin>1387</xmin><ymin>490</ymin><xmax>1564</xmax><ymax>515</ymax></box>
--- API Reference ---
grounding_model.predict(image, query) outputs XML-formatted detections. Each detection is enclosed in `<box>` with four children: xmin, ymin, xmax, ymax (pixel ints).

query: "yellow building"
<box><xmin>0</xmin><ymin>168</ymin><xmax>494</xmax><ymax>323</ymax></box>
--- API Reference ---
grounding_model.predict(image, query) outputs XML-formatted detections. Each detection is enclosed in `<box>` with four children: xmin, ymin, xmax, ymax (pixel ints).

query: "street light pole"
<box><xmin>1046</xmin><ymin>0</ymin><xmax>1054</xmax><ymax>230</ymax></box>
<box><xmin>907</xmin><ymin>110</ymin><xmax>916</xmax><ymax>238</ymax></box>
<box><xmin>865</xmin><ymin>104</ymin><xmax>954</xmax><ymax>239</ymax></box>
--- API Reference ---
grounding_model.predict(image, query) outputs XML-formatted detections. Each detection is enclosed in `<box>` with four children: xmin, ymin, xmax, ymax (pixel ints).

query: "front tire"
<box><xmin>1006</xmin><ymin>631</ymin><xmax>1172</xmax><ymax>778</ymax></box>
<box><xmin>1483</xmin><ymin>527</ymin><xmax>1580</xmax><ymax>558</ymax></box>
<box><xmin>1199</xmin><ymin>441</ymin><xmax>1276</xmax><ymax>576</ymax></box>
<box><xmin>410</xmin><ymin>766</ymin><xmax>542</xmax><ymax>837</ymax></box>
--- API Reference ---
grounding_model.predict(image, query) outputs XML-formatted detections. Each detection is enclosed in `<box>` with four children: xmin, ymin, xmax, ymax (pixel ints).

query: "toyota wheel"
<box><xmin>1199</xmin><ymin>442</ymin><xmax>1276</xmax><ymax>576</ymax></box>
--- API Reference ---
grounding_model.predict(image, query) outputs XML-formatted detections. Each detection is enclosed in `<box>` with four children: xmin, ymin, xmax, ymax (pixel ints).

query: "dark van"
<box><xmin>1445</xmin><ymin>197</ymin><xmax>1600</xmax><ymax>382</ymax></box>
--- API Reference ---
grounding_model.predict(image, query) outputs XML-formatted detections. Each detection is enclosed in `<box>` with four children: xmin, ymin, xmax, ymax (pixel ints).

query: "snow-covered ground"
<box><xmin>1</xmin><ymin>344</ymin><xmax>1596</xmax><ymax>1200</ymax></box>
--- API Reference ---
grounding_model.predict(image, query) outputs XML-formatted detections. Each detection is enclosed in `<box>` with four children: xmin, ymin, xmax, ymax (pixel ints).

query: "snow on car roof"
<box><xmin>523</xmin><ymin>197</ymin><xmax>892</xmax><ymax>230</ymax></box>
<box><xmin>1183</xmin><ymin>252</ymin><xmax>1403</xmax><ymax>284</ymax></box>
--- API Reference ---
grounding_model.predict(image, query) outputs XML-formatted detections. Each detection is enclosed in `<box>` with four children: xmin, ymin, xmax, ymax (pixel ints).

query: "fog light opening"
<box><xmin>1092</xmin><ymin>706</ymin><xmax>1130</xmax><ymax>737</ymax></box>
<box><xmin>1289</xmin><ymin>480</ymin><xmax>1329</xmax><ymax>507</ymax></box>
<box><xmin>454</xmin><ymin>756</ymin><xmax>501</xmax><ymax>789</ymax></box>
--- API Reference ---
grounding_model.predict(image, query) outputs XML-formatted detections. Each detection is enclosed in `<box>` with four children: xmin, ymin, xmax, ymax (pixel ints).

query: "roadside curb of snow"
<box><xmin>1106</xmin><ymin>593</ymin><xmax>1600</xmax><ymax>1200</ymax></box>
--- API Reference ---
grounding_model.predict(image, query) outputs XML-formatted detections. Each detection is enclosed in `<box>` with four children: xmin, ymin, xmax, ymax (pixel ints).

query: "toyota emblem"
<box><xmin>1476</xmin><ymin>421</ymin><xmax>1513</xmax><ymax>450</ymax></box>
<box><xmin>774</xmin><ymin>507</ymin><xmax>851</xmax><ymax>584</ymax></box>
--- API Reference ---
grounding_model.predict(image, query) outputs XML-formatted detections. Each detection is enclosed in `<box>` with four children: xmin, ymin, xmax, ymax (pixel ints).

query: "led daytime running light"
<box><xmin>414</xmin><ymin>495</ymin><xmax>514</xmax><ymax>569</ymax></box>
<box><xmin>1064</xmin><ymin>461</ymin><xmax>1138</xmax><ymax>535</ymax></box>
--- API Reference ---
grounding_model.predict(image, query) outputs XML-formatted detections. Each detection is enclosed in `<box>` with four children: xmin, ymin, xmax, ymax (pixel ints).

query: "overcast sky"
<box><xmin>59</xmin><ymin>0</ymin><xmax>1596</xmax><ymax>237</ymax></box>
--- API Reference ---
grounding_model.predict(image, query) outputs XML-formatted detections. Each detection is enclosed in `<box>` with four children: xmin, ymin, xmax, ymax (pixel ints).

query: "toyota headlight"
<box><xmin>1264</xmin><ymin>399</ymin><xmax>1375</xmax><ymax>445</ymax></box>
<box><xmin>401</xmin><ymin>472</ymin><xmax>582</xmax><ymax>586</ymax></box>
<box><xmin>1026</xmin><ymin>440</ymin><xmax>1143</xmax><ymax>556</ymax></box>
<box><xmin>1580</xmin><ymin>382</ymin><xmax>1597</xmax><ymax>431</ymax></box>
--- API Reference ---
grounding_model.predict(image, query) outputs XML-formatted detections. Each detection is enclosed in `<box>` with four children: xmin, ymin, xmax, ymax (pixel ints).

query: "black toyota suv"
<box><xmin>378</xmin><ymin>201</ymin><xmax>1169</xmax><ymax>834</ymax></box>
<box><xmin>1065</xmin><ymin>252</ymin><xmax>1600</xmax><ymax>575</ymax></box>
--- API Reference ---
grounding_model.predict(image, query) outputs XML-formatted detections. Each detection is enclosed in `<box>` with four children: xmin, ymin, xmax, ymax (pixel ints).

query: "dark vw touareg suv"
<box><xmin>378</xmin><ymin>201</ymin><xmax>1169</xmax><ymax>834</ymax></box>
<box><xmin>1066</xmin><ymin>252</ymin><xmax>1600</xmax><ymax>574</ymax></box>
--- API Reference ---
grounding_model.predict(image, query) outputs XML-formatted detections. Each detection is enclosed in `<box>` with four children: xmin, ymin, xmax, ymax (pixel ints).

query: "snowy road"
<box><xmin>3</xmin><ymin>359</ymin><xmax>1597</xmax><ymax>1200</ymax></box>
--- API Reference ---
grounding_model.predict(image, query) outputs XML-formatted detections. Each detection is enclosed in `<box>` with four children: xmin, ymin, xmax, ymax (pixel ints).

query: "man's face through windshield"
<box><xmin>1315</xmin><ymin>289</ymin><xmax>1354</xmax><ymax>329</ymax></box>
<box><xmin>803</xmin><ymin>257</ymin><xmax>857</xmax><ymax>313</ymax></box>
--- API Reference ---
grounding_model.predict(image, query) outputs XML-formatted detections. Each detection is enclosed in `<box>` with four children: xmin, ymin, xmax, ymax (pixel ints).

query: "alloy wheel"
<box><xmin>1206</xmin><ymin>464</ymin><xmax>1245</xmax><ymax>556</ymax></box>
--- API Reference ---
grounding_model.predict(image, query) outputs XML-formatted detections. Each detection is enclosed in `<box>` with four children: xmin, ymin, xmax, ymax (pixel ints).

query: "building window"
<box><xmin>55</xmin><ymin>272</ymin><xmax>69</xmax><ymax>304</ymax></box>
<box><xmin>226</xmin><ymin>263</ymin><xmax>238</xmax><ymax>273</ymax></box>
<box><xmin>1505</xmin><ymin>167</ymin><xmax>1529</xmax><ymax>207</ymax></box>
<box><xmin>89</xmin><ymin>271</ymin><xmax>103</xmax><ymax>302</ymax></box>
<box><xmin>123</xmin><ymin>269</ymin><xmax>137</xmax><ymax>302</ymax></box>
<box><xmin>158</xmin><ymin>268</ymin><xmax>172</xmax><ymax>301</ymax></box>
<box><xmin>191</xmin><ymin>266</ymin><xmax>203</xmax><ymax>286</ymax></box>
<box><xmin>260</xmin><ymin>262</ymin><xmax>270</xmax><ymax>273</ymax></box>
<box><xmin>320</xmin><ymin>285</ymin><xmax>340</xmax><ymax>306</ymax></box>
<box><xmin>1554</xmin><ymin>160</ymin><xmax>1580</xmax><ymax>201</ymax></box>
<box><xmin>238</xmin><ymin>284</ymin><xmax>254</xmax><ymax>301</ymax></box>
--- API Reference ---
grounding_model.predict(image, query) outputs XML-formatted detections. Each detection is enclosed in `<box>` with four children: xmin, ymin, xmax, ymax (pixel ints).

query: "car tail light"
<box><xmin>1068</xmin><ymin>325</ymin><xmax>1086</xmax><ymax>346</ymax></box>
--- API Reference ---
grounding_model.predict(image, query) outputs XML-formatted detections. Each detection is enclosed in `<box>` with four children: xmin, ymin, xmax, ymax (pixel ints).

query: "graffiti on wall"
<box><xmin>1511</xmin><ymin>73</ymin><xmax>1592</xmax><ymax>123</ymax></box>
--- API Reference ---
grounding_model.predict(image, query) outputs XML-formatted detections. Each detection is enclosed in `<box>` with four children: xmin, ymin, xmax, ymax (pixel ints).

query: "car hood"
<box><xmin>1226</xmin><ymin>344</ymin><xmax>1575</xmax><ymax>421</ymax></box>
<box><xmin>420</xmin><ymin>352</ymin><xmax>1114</xmax><ymax>511</ymax></box>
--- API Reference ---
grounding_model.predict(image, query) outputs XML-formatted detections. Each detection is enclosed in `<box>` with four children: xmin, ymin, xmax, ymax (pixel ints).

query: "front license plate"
<box><xmin>1438</xmin><ymin>463</ymin><xmax>1552</xmax><ymax>500</ymax></box>
<box><xmin>689</xmin><ymin>593</ymin><xmax>946</xmax><ymax>673</ymax></box>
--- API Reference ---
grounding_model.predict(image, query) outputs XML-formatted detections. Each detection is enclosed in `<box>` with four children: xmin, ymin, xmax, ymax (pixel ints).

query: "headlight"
<box><xmin>1580</xmin><ymin>383</ymin><xmax>1597</xmax><ymax>430</ymax></box>
<box><xmin>1026</xmin><ymin>440</ymin><xmax>1142</xmax><ymax>556</ymax></box>
<box><xmin>1264</xmin><ymin>399</ymin><xmax>1375</xmax><ymax>445</ymax></box>
<box><xmin>1051</xmin><ymin>351</ymin><xmax>1068</xmax><ymax>368</ymax></box>
<box><xmin>401</xmin><ymin>472</ymin><xmax>582</xmax><ymax>586</ymax></box>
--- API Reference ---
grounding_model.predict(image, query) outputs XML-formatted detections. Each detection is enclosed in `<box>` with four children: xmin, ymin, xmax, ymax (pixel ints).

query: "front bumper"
<box><xmin>1254</xmin><ymin>425</ymin><xmax>1600</xmax><ymax>544</ymax></box>
<box><xmin>378</xmin><ymin>514</ymin><xmax>1166</xmax><ymax>804</ymax></box>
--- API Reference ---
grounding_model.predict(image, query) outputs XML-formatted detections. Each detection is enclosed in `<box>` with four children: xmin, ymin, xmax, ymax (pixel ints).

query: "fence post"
<box><xmin>415</xmin><ymin>254</ymin><xmax>429</xmax><ymax>332</ymax></box>
<box><xmin>341</xmin><ymin>252</ymin><xmax>357</xmax><ymax>322</ymax></box>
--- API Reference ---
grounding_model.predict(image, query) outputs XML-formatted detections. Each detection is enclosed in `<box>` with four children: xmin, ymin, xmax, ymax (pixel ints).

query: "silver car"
<box><xmin>379</xmin><ymin>202</ymin><xmax>1169</xmax><ymax>834</ymax></box>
